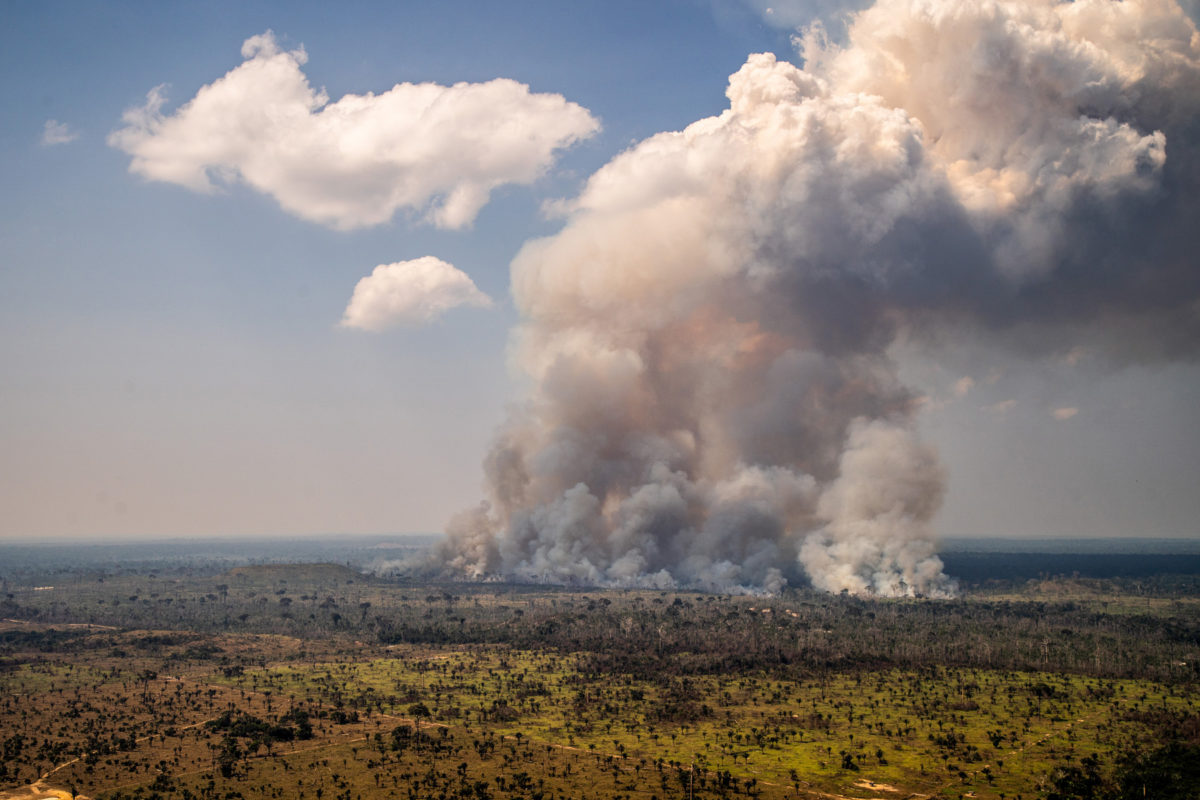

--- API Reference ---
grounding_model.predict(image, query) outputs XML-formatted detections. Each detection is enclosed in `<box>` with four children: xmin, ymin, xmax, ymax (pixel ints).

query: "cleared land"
<box><xmin>1</xmin><ymin>562</ymin><xmax>1197</xmax><ymax>799</ymax></box>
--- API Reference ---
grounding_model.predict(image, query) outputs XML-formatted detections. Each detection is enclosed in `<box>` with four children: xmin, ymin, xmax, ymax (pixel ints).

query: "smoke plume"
<box><xmin>440</xmin><ymin>0</ymin><xmax>1200</xmax><ymax>595</ymax></box>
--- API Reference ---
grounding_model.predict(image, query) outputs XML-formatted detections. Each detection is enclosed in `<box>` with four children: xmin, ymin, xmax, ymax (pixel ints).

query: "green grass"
<box><xmin>206</xmin><ymin>648</ymin><xmax>1196</xmax><ymax>799</ymax></box>
<box><xmin>4</xmin><ymin>575</ymin><xmax>1197</xmax><ymax>799</ymax></box>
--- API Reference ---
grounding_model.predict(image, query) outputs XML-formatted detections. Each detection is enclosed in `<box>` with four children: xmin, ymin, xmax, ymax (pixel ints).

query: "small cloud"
<box><xmin>744</xmin><ymin>0</ymin><xmax>873</xmax><ymax>31</ymax></box>
<box><xmin>913</xmin><ymin>394</ymin><xmax>949</xmax><ymax>413</ymax></box>
<box><xmin>1052</xmin><ymin>406</ymin><xmax>1079</xmax><ymax>420</ymax></box>
<box><xmin>41</xmin><ymin>119</ymin><xmax>79</xmax><ymax>146</ymax></box>
<box><xmin>540</xmin><ymin>196</ymin><xmax>575</xmax><ymax>220</ymax></box>
<box><xmin>953</xmin><ymin>376</ymin><xmax>975</xmax><ymax>398</ymax></box>
<box><xmin>340</xmin><ymin>257</ymin><xmax>493</xmax><ymax>331</ymax></box>
<box><xmin>1061</xmin><ymin>346</ymin><xmax>1087</xmax><ymax>366</ymax></box>
<box><xmin>985</xmin><ymin>399</ymin><xmax>1017</xmax><ymax>415</ymax></box>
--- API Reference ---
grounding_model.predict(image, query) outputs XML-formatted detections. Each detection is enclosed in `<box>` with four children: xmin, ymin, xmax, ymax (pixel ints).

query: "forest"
<box><xmin>1</xmin><ymin>545</ymin><xmax>1197</xmax><ymax>800</ymax></box>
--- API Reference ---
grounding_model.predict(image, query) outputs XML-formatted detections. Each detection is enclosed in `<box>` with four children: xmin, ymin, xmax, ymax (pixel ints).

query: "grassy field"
<box><xmin>208</xmin><ymin>649</ymin><xmax>1194</xmax><ymax>799</ymax></box>
<box><xmin>1</xmin><ymin>626</ymin><xmax>1194</xmax><ymax>799</ymax></box>
<box><xmin>1</xmin><ymin>567</ymin><xmax>1197</xmax><ymax>799</ymax></box>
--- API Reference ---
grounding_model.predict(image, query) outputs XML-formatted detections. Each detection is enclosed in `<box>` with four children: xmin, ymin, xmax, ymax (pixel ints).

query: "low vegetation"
<box><xmin>0</xmin><ymin>560</ymin><xmax>1197</xmax><ymax>799</ymax></box>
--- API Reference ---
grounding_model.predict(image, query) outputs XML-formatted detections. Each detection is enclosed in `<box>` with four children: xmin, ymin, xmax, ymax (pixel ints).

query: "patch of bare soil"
<box><xmin>0</xmin><ymin>782</ymin><xmax>91</xmax><ymax>800</ymax></box>
<box><xmin>854</xmin><ymin>780</ymin><xmax>902</xmax><ymax>792</ymax></box>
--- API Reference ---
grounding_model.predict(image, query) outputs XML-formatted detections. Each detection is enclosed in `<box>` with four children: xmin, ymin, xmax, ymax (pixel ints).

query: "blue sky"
<box><xmin>2</xmin><ymin>0</ymin><xmax>1198</xmax><ymax>548</ymax></box>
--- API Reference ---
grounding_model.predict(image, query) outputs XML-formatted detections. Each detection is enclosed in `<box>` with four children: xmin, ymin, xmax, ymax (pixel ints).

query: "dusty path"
<box><xmin>1</xmin><ymin>620</ymin><xmax>117</xmax><ymax>632</ymax></box>
<box><xmin>38</xmin><ymin>711</ymin><xmax>226</xmax><ymax>785</ymax></box>
<box><xmin>29</xmin><ymin>673</ymin><xmax>273</xmax><ymax>795</ymax></box>
<box><xmin>1002</xmin><ymin>698</ymin><xmax>1118</xmax><ymax>760</ymax></box>
<box><xmin>0</xmin><ymin>784</ymin><xmax>81</xmax><ymax>800</ymax></box>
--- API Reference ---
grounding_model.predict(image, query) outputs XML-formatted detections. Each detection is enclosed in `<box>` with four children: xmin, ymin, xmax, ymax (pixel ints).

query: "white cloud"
<box><xmin>953</xmin><ymin>376</ymin><xmax>975</xmax><ymax>398</ymax></box>
<box><xmin>41</xmin><ymin>120</ymin><xmax>79</xmax><ymax>146</ymax></box>
<box><xmin>986</xmin><ymin>399</ymin><xmax>1017</xmax><ymax>415</ymax></box>
<box><xmin>109</xmin><ymin>31</ymin><xmax>599</xmax><ymax>230</ymax></box>
<box><xmin>1052</xmin><ymin>407</ymin><xmax>1079</xmax><ymax>420</ymax></box>
<box><xmin>340</xmin><ymin>257</ymin><xmax>493</xmax><ymax>330</ymax></box>
<box><xmin>1062</xmin><ymin>347</ymin><xmax>1087</xmax><ymax>366</ymax></box>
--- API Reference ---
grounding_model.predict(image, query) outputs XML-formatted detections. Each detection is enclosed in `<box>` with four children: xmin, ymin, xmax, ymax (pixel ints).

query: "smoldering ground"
<box><xmin>436</xmin><ymin>0</ymin><xmax>1200</xmax><ymax>595</ymax></box>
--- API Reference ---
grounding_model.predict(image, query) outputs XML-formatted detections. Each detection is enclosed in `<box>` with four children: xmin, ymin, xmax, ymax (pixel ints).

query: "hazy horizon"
<box><xmin>3</xmin><ymin>0</ymin><xmax>1199</xmax><ymax>594</ymax></box>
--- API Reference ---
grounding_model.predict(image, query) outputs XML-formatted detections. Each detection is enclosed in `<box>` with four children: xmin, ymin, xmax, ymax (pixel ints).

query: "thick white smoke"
<box><xmin>440</xmin><ymin>0</ymin><xmax>1200</xmax><ymax>595</ymax></box>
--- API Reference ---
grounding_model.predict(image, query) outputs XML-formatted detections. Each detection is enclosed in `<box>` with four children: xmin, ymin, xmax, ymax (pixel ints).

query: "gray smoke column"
<box><xmin>440</xmin><ymin>0</ymin><xmax>1200</xmax><ymax>595</ymax></box>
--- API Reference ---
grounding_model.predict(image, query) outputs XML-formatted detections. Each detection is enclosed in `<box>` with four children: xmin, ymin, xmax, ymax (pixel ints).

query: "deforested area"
<box><xmin>2</xmin><ymin>548</ymin><xmax>1197</xmax><ymax>800</ymax></box>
